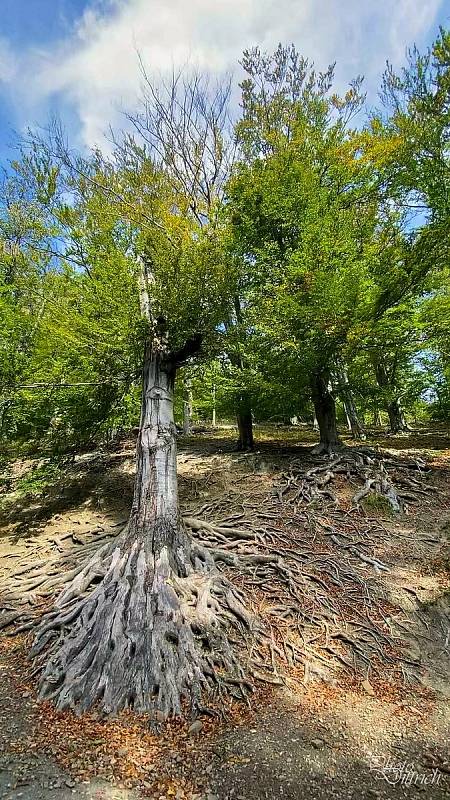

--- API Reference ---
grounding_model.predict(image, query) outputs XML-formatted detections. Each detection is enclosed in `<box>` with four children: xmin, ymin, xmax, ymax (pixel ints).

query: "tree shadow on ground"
<box><xmin>209</xmin><ymin>692</ymin><xmax>450</xmax><ymax>800</ymax></box>
<box><xmin>364</xmin><ymin>425</ymin><xmax>450</xmax><ymax>453</ymax></box>
<box><xmin>0</xmin><ymin>453</ymin><xmax>135</xmax><ymax>542</ymax></box>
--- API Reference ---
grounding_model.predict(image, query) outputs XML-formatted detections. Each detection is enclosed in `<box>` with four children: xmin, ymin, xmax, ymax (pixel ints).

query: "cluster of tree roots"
<box><xmin>0</xmin><ymin>446</ymin><xmax>437</xmax><ymax>719</ymax></box>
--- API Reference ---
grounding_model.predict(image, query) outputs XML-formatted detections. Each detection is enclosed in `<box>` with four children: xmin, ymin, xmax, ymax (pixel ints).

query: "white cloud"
<box><xmin>6</xmin><ymin>0</ymin><xmax>445</xmax><ymax>147</ymax></box>
<box><xmin>0</xmin><ymin>37</ymin><xmax>17</xmax><ymax>84</ymax></box>
<box><xmin>387</xmin><ymin>0</ymin><xmax>441</xmax><ymax>55</ymax></box>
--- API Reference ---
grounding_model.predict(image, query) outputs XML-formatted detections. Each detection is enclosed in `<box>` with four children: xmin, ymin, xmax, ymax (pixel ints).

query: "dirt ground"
<box><xmin>0</xmin><ymin>425</ymin><xmax>449</xmax><ymax>799</ymax></box>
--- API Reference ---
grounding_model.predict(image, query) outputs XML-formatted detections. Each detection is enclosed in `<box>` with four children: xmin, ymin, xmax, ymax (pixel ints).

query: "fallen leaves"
<box><xmin>0</xmin><ymin>637</ymin><xmax>269</xmax><ymax>799</ymax></box>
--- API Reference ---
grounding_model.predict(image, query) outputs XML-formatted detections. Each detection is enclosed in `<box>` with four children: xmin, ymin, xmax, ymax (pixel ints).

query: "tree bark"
<box><xmin>236</xmin><ymin>402</ymin><xmax>254</xmax><ymax>451</ymax></box>
<box><xmin>231</xmin><ymin>295</ymin><xmax>254</xmax><ymax>451</ymax></box>
<box><xmin>130</xmin><ymin>348</ymin><xmax>179</xmax><ymax>546</ymax></box>
<box><xmin>212</xmin><ymin>383</ymin><xmax>216</xmax><ymax>428</ymax></box>
<box><xmin>387</xmin><ymin>397</ymin><xmax>409</xmax><ymax>434</ymax></box>
<box><xmin>182</xmin><ymin>377</ymin><xmax>193</xmax><ymax>435</ymax></box>
<box><xmin>335</xmin><ymin>364</ymin><xmax>366</xmax><ymax>440</ymax></box>
<box><xmin>310</xmin><ymin>370</ymin><xmax>341</xmax><ymax>454</ymax></box>
<box><xmin>373</xmin><ymin>360</ymin><xmax>409</xmax><ymax>434</ymax></box>
<box><xmin>32</xmin><ymin>336</ymin><xmax>251</xmax><ymax>719</ymax></box>
<box><xmin>0</xmin><ymin>398</ymin><xmax>11</xmax><ymax>438</ymax></box>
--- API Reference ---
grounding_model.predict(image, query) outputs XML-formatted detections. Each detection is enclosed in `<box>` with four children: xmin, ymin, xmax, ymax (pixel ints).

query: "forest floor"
<box><xmin>0</xmin><ymin>424</ymin><xmax>449</xmax><ymax>800</ymax></box>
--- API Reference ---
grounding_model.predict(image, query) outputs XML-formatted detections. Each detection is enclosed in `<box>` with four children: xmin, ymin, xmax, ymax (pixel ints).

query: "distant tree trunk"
<box><xmin>335</xmin><ymin>364</ymin><xmax>366</xmax><ymax>440</ymax></box>
<box><xmin>387</xmin><ymin>398</ymin><xmax>409</xmax><ymax>434</ymax></box>
<box><xmin>373</xmin><ymin>408</ymin><xmax>382</xmax><ymax>427</ymax></box>
<box><xmin>182</xmin><ymin>377</ymin><xmax>193</xmax><ymax>435</ymax></box>
<box><xmin>232</xmin><ymin>296</ymin><xmax>255</xmax><ymax>451</ymax></box>
<box><xmin>344</xmin><ymin>406</ymin><xmax>352</xmax><ymax>431</ymax></box>
<box><xmin>373</xmin><ymin>360</ymin><xmax>409</xmax><ymax>434</ymax></box>
<box><xmin>313</xmin><ymin>413</ymin><xmax>319</xmax><ymax>431</ymax></box>
<box><xmin>212</xmin><ymin>383</ymin><xmax>216</xmax><ymax>428</ymax></box>
<box><xmin>0</xmin><ymin>398</ymin><xmax>11</xmax><ymax>437</ymax></box>
<box><xmin>344</xmin><ymin>397</ymin><xmax>365</xmax><ymax>439</ymax></box>
<box><xmin>236</xmin><ymin>399</ymin><xmax>254</xmax><ymax>451</ymax></box>
<box><xmin>310</xmin><ymin>370</ymin><xmax>341</xmax><ymax>454</ymax></box>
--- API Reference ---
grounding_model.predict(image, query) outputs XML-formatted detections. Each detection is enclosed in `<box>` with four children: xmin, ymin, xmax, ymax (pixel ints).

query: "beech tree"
<box><xmin>374</xmin><ymin>28</ymin><xmax>450</xmax><ymax>425</ymax></box>
<box><xmin>227</xmin><ymin>45</ymin><xmax>381</xmax><ymax>453</ymax></box>
<box><xmin>333</xmin><ymin>361</ymin><xmax>366</xmax><ymax>440</ymax></box>
<box><xmin>15</xmin><ymin>77</ymin><xmax>262</xmax><ymax>718</ymax></box>
<box><xmin>377</xmin><ymin>27</ymin><xmax>450</xmax><ymax>228</ymax></box>
<box><xmin>0</xmin><ymin>166</ymin><xmax>59</xmax><ymax>441</ymax></box>
<box><xmin>420</xmin><ymin>266</ymin><xmax>450</xmax><ymax>417</ymax></box>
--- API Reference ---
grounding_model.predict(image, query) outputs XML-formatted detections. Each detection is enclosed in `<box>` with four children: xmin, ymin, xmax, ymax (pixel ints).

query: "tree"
<box><xmin>182</xmin><ymin>374</ymin><xmax>193</xmax><ymax>435</ymax></box>
<box><xmin>356</xmin><ymin>28</ymin><xmax>450</xmax><ymax>429</ymax></box>
<box><xmin>227</xmin><ymin>45</ymin><xmax>380</xmax><ymax>453</ymax></box>
<box><xmin>20</xmin><ymin>75</ymin><xmax>256</xmax><ymax>718</ymax></box>
<box><xmin>419</xmin><ymin>265</ymin><xmax>450</xmax><ymax>418</ymax></box>
<box><xmin>123</xmin><ymin>69</ymin><xmax>256</xmax><ymax>450</ymax></box>
<box><xmin>0</xmin><ymin>147</ymin><xmax>150</xmax><ymax>450</ymax></box>
<box><xmin>3</xmin><ymin>33</ymin><xmax>448</xmax><ymax>721</ymax></box>
<box><xmin>0</xmin><ymin>165</ymin><xmax>59</xmax><ymax>444</ymax></box>
<box><xmin>378</xmin><ymin>27</ymin><xmax>450</xmax><ymax>227</ymax></box>
<box><xmin>333</xmin><ymin>360</ymin><xmax>366</xmax><ymax>440</ymax></box>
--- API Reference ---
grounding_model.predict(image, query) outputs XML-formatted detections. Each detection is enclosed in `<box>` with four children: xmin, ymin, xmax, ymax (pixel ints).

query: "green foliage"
<box><xmin>228</xmin><ymin>44</ymin><xmax>382</xmax><ymax>399</ymax></box>
<box><xmin>379</xmin><ymin>27</ymin><xmax>450</xmax><ymax>222</ymax></box>
<box><xmin>14</xmin><ymin>459</ymin><xmax>63</xmax><ymax>498</ymax></box>
<box><xmin>1</xmin><ymin>31</ymin><xmax>449</xmax><ymax>450</ymax></box>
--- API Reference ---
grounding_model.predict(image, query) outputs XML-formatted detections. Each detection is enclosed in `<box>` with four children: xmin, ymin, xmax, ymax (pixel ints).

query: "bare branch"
<box><xmin>122</xmin><ymin>62</ymin><xmax>235</xmax><ymax>223</ymax></box>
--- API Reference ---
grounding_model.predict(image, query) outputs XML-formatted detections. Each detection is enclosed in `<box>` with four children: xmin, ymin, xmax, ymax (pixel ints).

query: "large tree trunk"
<box><xmin>131</xmin><ymin>349</ymin><xmax>179</xmax><ymax>546</ymax></box>
<box><xmin>387</xmin><ymin>398</ymin><xmax>409</xmax><ymax>434</ymax></box>
<box><xmin>335</xmin><ymin>365</ymin><xmax>366</xmax><ymax>440</ymax></box>
<box><xmin>310</xmin><ymin>371</ymin><xmax>341</xmax><ymax>455</ymax></box>
<box><xmin>31</xmin><ymin>340</ymin><xmax>250</xmax><ymax>719</ymax></box>
<box><xmin>236</xmin><ymin>403</ymin><xmax>254</xmax><ymax>451</ymax></box>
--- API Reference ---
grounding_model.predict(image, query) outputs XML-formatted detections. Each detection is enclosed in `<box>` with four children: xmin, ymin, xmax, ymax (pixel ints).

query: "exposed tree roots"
<box><xmin>22</xmin><ymin>523</ymin><xmax>257</xmax><ymax>717</ymax></box>
<box><xmin>0</xmin><ymin>445</ymin><xmax>438</xmax><ymax>718</ymax></box>
<box><xmin>274</xmin><ymin>446</ymin><xmax>435</xmax><ymax>514</ymax></box>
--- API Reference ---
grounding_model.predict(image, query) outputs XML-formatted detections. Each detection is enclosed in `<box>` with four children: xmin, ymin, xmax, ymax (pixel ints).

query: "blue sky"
<box><xmin>0</xmin><ymin>0</ymin><xmax>449</xmax><ymax>162</ymax></box>
<box><xmin>0</xmin><ymin>0</ymin><xmax>91</xmax><ymax>155</ymax></box>
<box><xmin>0</xmin><ymin>0</ymin><xmax>91</xmax><ymax>46</ymax></box>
